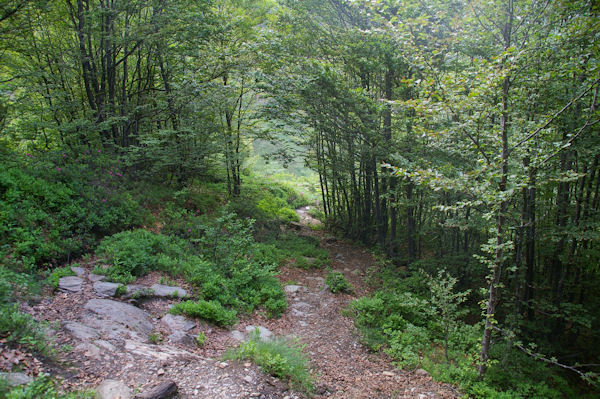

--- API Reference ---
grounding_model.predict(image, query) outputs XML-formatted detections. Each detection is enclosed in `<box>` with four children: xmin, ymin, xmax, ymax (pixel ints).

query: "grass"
<box><xmin>325</xmin><ymin>270</ymin><xmax>353</xmax><ymax>294</ymax></box>
<box><xmin>224</xmin><ymin>329</ymin><xmax>313</xmax><ymax>393</ymax></box>
<box><xmin>46</xmin><ymin>266</ymin><xmax>75</xmax><ymax>289</ymax></box>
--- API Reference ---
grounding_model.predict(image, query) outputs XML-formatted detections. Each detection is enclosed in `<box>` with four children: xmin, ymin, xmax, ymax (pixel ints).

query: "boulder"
<box><xmin>93</xmin><ymin>281</ymin><xmax>121</xmax><ymax>296</ymax></box>
<box><xmin>167</xmin><ymin>331</ymin><xmax>195</xmax><ymax>346</ymax></box>
<box><xmin>58</xmin><ymin>276</ymin><xmax>83</xmax><ymax>293</ymax></box>
<box><xmin>95</xmin><ymin>379</ymin><xmax>132</xmax><ymax>399</ymax></box>
<box><xmin>150</xmin><ymin>284</ymin><xmax>187</xmax><ymax>298</ymax></box>
<box><xmin>284</xmin><ymin>285</ymin><xmax>305</xmax><ymax>294</ymax></box>
<box><xmin>160</xmin><ymin>314</ymin><xmax>195</xmax><ymax>332</ymax></box>
<box><xmin>71</xmin><ymin>266</ymin><xmax>86</xmax><ymax>276</ymax></box>
<box><xmin>0</xmin><ymin>372</ymin><xmax>32</xmax><ymax>387</ymax></box>
<box><xmin>84</xmin><ymin>299</ymin><xmax>153</xmax><ymax>335</ymax></box>
<box><xmin>245</xmin><ymin>325</ymin><xmax>273</xmax><ymax>341</ymax></box>
<box><xmin>88</xmin><ymin>273</ymin><xmax>106</xmax><ymax>282</ymax></box>
<box><xmin>64</xmin><ymin>321</ymin><xmax>100</xmax><ymax>340</ymax></box>
<box><xmin>230</xmin><ymin>330</ymin><xmax>245</xmax><ymax>341</ymax></box>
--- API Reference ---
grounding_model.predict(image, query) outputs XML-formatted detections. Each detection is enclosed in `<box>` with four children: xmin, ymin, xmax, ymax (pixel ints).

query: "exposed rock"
<box><xmin>245</xmin><ymin>325</ymin><xmax>272</xmax><ymax>341</ymax></box>
<box><xmin>93</xmin><ymin>281</ymin><xmax>121</xmax><ymax>296</ymax></box>
<box><xmin>95</xmin><ymin>379</ymin><xmax>132</xmax><ymax>399</ymax></box>
<box><xmin>134</xmin><ymin>380</ymin><xmax>178</xmax><ymax>399</ymax></box>
<box><xmin>161</xmin><ymin>314</ymin><xmax>195</xmax><ymax>332</ymax></box>
<box><xmin>124</xmin><ymin>339</ymin><xmax>194</xmax><ymax>361</ymax></box>
<box><xmin>126</xmin><ymin>285</ymin><xmax>152</xmax><ymax>296</ymax></box>
<box><xmin>84</xmin><ymin>299</ymin><xmax>153</xmax><ymax>336</ymax></box>
<box><xmin>382</xmin><ymin>371</ymin><xmax>395</xmax><ymax>377</ymax></box>
<box><xmin>71</xmin><ymin>266</ymin><xmax>86</xmax><ymax>276</ymax></box>
<box><xmin>284</xmin><ymin>285</ymin><xmax>305</xmax><ymax>294</ymax></box>
<box><xmin>230</xmin><ymin>330</ymin><xmax>245</xmax><ymax>341</ymax></box>
<box><xmin>167</xmin><ymin>330</ymin><xmax>195</xmax><ymax>345</ymax></box>
<box><xmin>291</xmin><ymin>301</ymin><xmax>312</xmax><ymax>310</ymax></box>
<box><xmin>94</xmin><ymin>339</ymin><xmax>116</xmax><ymax>351</ymax></box>
<box><xmin>150</xmin><ymin>284</ymin><xmax>187</xmax><ymax>298</ymax></box>
<box><xmin>415</xmin><ymin>368</ymin><xmax>429</xmax><ymax>377</ymax></box>
<box><xmin>58</xmin><ymin>276</ymin><xmax>83</xmax><ymax>293</ymax></box>
<box><xmin>88</xmin><ymin>273</ymin><xmax>106</xmax><ymax>282</ymax></box>
<box><xmin>64</xmin><ymin>321</ymin><xmax>100</xmax><ymax>340</ymax></box>
<box><xmin>75</xmin><ymin>342</ymin><xmax>102</xmax><ymax>359</ymax></box>
<box><xmin>243</xmin><ymin>375</ymin><xmax>254</xmax><ymax>384</ymax></box>
<box><xmin>0</xmin><ymin>372</ymin><xmax>33</xmax><ymax>387</ymax></box>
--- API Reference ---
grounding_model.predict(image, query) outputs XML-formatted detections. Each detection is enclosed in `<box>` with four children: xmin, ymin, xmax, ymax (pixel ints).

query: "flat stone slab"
<box><xmin>93</xmin><ymin>281</ymin><xmax>121</xmax><ymax>296</ymax></box>
<box><xmin>64</xmin><ymin>321</ymin><xmax>100</xmax><ymax>340</ymax></box>
<box><xmin>88</xmin><ymin>273</ymin><xmax>106</xmax><ymax>282</ymax></box>
<box><xmin>58</xmin><ymin>276</ymin><xmax>83</xmax><ymax>293</ymax></box>
<box><xmin>126</xmin><ymin>284</ymin><xmax>152</xmax><ymax>296</ymax></box>
<box><xmin>150</xmin><ymin>284</ymin><xmax>187</xmax><ymax>298</ymax></box>
<box><xmin>71</xmin><ymin>266</ymin><xmax>86</xmax><ymax>276</ymax></box>
<box><xmin>96</xmin><ymin>379</ymin><xmax>132</xmax><ymax>399</ymax></box>
<box><xmin>124</xmin><ymin>339</ymin><xmax>194</xmax><ymax>361</ymax></box>
<box><xmin>74</xmin><ymin>342</ymin><xmax>101</xmax><ymax>359</ymax></box>
<box><xmin>0</xmin><ymin>372</ymin><xmax>32</xmax><ymax>387</ymax></box>
<box><xmin>161</xmin><ymin>314</ymin><xmax>195</xmax><ymax>332</ymax></box>
<box><xmin>245</xmin><ymin>325</ymin><xmax>273</xmax><ymax>341</ymax></box>
<box><xmin>291</xmin><ymin>301</ymin><xmax>312</xmax><ymax>310</ymax></box>
<box><xmin>84</xmin><ymin>299</ymin><xmax>153</xmax><ymax>336</ymax></box>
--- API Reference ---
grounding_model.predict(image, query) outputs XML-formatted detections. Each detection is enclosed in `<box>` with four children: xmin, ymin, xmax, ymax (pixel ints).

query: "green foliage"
<box><xmin>0</xmin><ymin>149</ymin><xmax>144</xmax><ymax>270</ymax></box>
<box><xmin>0</xmin><ymin>267</ymin><xmax>52</xmax><ymax>357</ymax></box>
<box><xmin>224</xmin><ymin>329</ymin><xmax>313</xmax><ymax>393</ymax></box>
<box><xmin>256</xmin><ymin>234</ymin><xmax>330</xmax><ymax>269</ymax></box>
<box><xmin>0</xmin><ymin>375</ymin><xmax>92</xmax><ymax>399</ymax></box>
<box><xmin>325</xmin><ymin>270</ymin><xmax>352</xmax><ymax>294</ymax></box>
<box><xmin>149</xmin><ymin>331</ymin><xmax>163</xmax><ymax>345</ymax></box>
<box><xmin>170</xmin><ymin>300</ymin><xmax>237</xmax><ymax>327</ymax></box>
<box><xmin>46</xmin><ymin>266</ymin><xmax>75</xmax><ymax>289</ymax></box>
<box><xmin>196</xmin><ymin>332</ymin><xmax>207</xmax><ymax>346</ymax></box>
<box><xmin>96</xmin><ymin>229</ymin><xmax>189</xmax><ymax>283</ymax></box>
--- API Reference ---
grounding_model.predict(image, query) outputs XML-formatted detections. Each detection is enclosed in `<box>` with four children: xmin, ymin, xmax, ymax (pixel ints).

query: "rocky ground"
<box><xmin>5</xmin><ymin>207</ymin><xmax>459</xmax><ymax>398</ymax></box>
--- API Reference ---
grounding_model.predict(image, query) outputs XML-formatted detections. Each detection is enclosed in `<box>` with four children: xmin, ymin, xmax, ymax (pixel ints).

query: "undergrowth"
<box><xmin>224</xmin><ymin>329</ymin><xmax>313</xmax><ymax>393</ymax></box>
<box><xmin>0</xmin><ymin>375</ymin><xmax>92</xmax><ymax>399</ymax></box>
<box><xmin>348</xmin><ymin>263</ymin><xmax>585</xmax><ymax>398</ymax></box>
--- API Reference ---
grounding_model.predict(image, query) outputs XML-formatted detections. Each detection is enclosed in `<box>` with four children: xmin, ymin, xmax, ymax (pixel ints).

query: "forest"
<box><xmin>1</xmin><ymin>0</ymin><xmax>599</xmax><ymax>398</ymax></box>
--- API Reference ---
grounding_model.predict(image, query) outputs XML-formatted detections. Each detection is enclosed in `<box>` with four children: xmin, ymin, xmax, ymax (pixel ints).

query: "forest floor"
<box><xmin>17</xmin><ymin>207</ymin><xmax>458</xmax><ymax>398</ymax></box>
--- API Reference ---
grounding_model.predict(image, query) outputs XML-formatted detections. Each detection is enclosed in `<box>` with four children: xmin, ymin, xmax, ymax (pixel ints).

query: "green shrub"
<box><xmin>170</xmin><ymin>300</ymin><xmax>237</xmax><ymax>327</ymax></box>
<box><xmin>96</xmin><ymin>229</ymin><xmax>188</xmax><ymax>282</ymax></box>
<box><xmin>224</xmin><ymin>329</ymin><xmax>313</xmax><ymax>393</ymax></box>
<box><xmin>0</xmin><ymin>149</ymin><xmax>144</xmax><ymax>270</ymax></box>
<box><xmin>256</xmin><ymin>234</ymin><xmax>330</xmax><ymax>269</ymax></box>
<box><xmin>196</xmin><ymin>332</ymin><xmax>207</xmax><ymax>346</ymax></box>
<box><xmin>46</xmin><ymin>266</ymin><xmax>75</xmax><ymax>289</ymax></box>
<box><xmin>325</xmin><ymin>270</ymin><xmax>352</xmax><ymax>293</ymax></box>
<box><xmin>0</xmin><ymin>375</ymin><xmax>92</xmax><ymax>399</ymax></box>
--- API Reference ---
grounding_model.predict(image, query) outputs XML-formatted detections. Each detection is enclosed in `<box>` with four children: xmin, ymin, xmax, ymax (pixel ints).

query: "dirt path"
<box><xmin>222</xmin><ymin>207</ymin><xmax>458</xmax><ymax>398</ymax></box>
<box><xmin>20</xmin><ymin>206</ymin><xmax>458</xmax><ymax>398</ymax></box>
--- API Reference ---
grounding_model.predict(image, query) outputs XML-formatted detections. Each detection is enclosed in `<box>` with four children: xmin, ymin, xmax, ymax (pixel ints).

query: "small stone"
<box><xmin>0</xmin><ymin>372</ymin><xmax>33</xmax><ymax>387</ymax></box>
<box><xmin>382</xmin><ymin>371</ymin><xmax>395</xmax><ymax>377</ymax></box>
<box><xmin>245</xmin><ymin>326</ymin><xmax>273</xmax><ymax>341</ymax></box>
<box><xmin>71</xmin><ymin>266</ymin><xmax>86</xmax><ymax>276</ymax></box>
<box><xmin>218</xmin><ymin>362</ymin><xmax>228</xmax><ymax>369</ymax></box>
<box><xmin>75</xmin><ymin>342</ymin><xmax>101</xmax><ymax>359</ymax></box>
<box><xmin>419</xmin><ymin>395</ymin><xmax>427</xmax><ymax>399</ymax></box>
<box><xmin>150</xmin><ymin>284</ymin><xmax>187</xmax><ymax>298</ymax></box>
<box><xmin>250</xmin><ymin>393</ymin><xmax>260</xmax><ymax>398</ymax></box>
<box><xmin>193</xmin><ymin>390</ymin><xmax>198</xmax><ymax>395</ymax></box>
<box><xmin>161</xmin><ymin>314</ymin><xmax>195</xmax><ymax>332</ymax></box>
<box><xmin>284</xmin><ymin>285</ymin><xmax>303</xmax><ymax>294</ymax></box>
<box><xmin>157</xmin><ymin>368</ymin><xmax>165</xmax><ymax>375</ymax></box>
<box><xmin>244</xmin><ymin>362</ymin><xmax>252</xmax><ymax>367</ymax></box>
<box><xmin>243</xmin><ymin>375</ymin><xmax>253</xmax><ymax>384</ymax></box>
<box><xmin>93</xmin><ymin>281</ymin><xmax>121</xmax><ymax>296</ymax></box>
<box><xmin>88</xmin><ymin>273</ymin><xmax>106</xmax><ymax>282</ymax></box>
<box><xmin>95</xmin><ymin>379</ymin><xmax>132</xmax><ymax>399</ymax></box>
<box><xmin>58</xmin><ymin>276</ymin><xmax>83</xmax><ymax>293</ymax></box>
<box><xmin>415</xmin><ymin>368</ymin><xmax>429</xmax><ymax>377</ymax></box>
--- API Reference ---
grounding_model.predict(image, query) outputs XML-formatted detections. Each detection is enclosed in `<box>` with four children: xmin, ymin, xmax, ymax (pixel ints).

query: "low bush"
<box><xmin>170</xmin><ymin>300</ymin><xmax>237</xmax><ymax>327</ymax></box>
<box><xmin>224</xmin><ymin>329</ymin><xmax>313</xmax><ymax>393</ymax></box>
<box><xmin>325</xmin><ymin>270</ymin><xmax>353</xmax><ymax>293</ymax></box>
<box><xmin>0</xmin><ymin>375</ymin><xmax>92</xmax><ymax>399</ymax></box>
<box><xmin>256</xmin><ymin>234</ymin><xmax>330</xmax><ymax>269</ymax></box>
<box><xmin>46</xmin><ymin>266</ymin><xmax>75</xmax><ymax>289</ymax></box>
